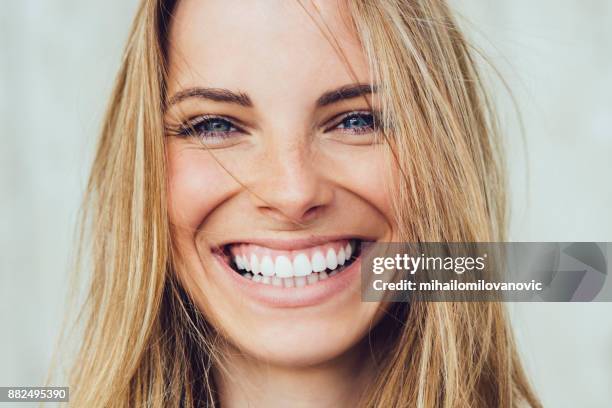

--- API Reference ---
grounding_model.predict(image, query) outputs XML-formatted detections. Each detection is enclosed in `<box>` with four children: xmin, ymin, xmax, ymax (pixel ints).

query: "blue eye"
<box><xmin>334</xmin><ymin>112</ymin><xmax>376</xmax><ymax>133</ymax></box>
<box><xmin>179</xmin><ymin>116</ymin><xmax>240</xmax><ymax>140</ymax></box>
<box><xmin>200</xmin><ymin>118</ymin><xmax>234</xmax><ymax>132</ymax></box>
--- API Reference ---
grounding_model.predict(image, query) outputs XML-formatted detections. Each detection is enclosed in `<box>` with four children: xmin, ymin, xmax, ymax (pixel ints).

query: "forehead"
<box><xmin>166</xmin><ymin>0</ymin><xmax>369</xmax><ymax>101</ymax></box>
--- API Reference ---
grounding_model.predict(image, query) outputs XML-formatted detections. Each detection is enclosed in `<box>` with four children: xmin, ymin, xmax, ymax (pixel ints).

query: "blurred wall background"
<box><xmin>1</xmin><ymin>1</ymin><xmax>611</xmax><ymax>407</ymax></box>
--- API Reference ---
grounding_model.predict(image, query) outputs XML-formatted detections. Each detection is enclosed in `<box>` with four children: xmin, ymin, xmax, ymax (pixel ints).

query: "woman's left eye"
<box><xmin>330</xmin><ymin>111</ymin><xmax>376</xmax><ymax>133</ymax></box>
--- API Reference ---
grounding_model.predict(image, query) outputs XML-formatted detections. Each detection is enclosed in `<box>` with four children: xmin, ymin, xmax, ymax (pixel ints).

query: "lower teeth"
<box><xmin>242</xmin><ymin>270</ymin><xmax>340</xmax><ymax>287</ymax></box>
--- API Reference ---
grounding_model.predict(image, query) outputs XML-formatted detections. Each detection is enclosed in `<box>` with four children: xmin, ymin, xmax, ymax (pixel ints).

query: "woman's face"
<box><xmin>166</xmin><ymin>0</ymin><xmax>394</xmax><ymax>366</ymax></box>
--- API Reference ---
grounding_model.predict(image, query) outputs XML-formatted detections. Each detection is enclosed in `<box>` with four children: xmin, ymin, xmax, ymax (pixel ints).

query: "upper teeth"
<box><xmin>232</xmin><ymin>241</ymin><xmax>354</xmax><ymax>278</ymax></box>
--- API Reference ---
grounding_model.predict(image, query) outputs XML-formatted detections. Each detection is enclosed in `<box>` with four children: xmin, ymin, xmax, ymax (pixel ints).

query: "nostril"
<box><xmin>301</xmin><ymin>205</ymin><xmax>325</xmax><ymax>221</ymax></box>
<box><xmin>257</xmin><ymin>203</ymin><xmax>325</xmax><ymax>226</ymax></box>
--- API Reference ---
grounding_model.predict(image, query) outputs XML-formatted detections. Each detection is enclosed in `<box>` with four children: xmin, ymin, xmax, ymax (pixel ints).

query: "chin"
<box><xmin>227</xmin><ymin>311</ymin><xmax>373</xmax><ymax>368</ymax></box>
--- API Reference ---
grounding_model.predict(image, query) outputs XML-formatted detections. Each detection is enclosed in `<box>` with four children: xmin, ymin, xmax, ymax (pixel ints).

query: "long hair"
<box><xmin>65</xmin><ymin>0</ymin><xmax>541</xmax><ymax>406</ymax></box>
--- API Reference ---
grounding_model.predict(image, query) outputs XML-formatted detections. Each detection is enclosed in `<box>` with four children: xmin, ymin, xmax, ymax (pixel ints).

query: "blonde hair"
<box><xmin>64</xmin><ymin>0</ymin><xmax>541</xmax><ymax>406</ymax></box>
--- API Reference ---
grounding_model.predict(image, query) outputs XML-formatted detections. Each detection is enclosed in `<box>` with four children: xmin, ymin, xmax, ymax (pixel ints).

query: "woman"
<box><xmin>67</xmin><ymin>0</ymin><xmax>541</xmax><ymax>406</ymax></box>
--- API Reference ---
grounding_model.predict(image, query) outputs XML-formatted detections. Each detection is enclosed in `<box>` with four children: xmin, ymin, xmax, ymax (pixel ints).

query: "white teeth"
<box><xmin>236</xmin><ymin>240</ymin><xmax>359</xmax><ymax>283</ymax></box>
<box><xmin>293</xmin><ymin>254</ymin><xmax>312</xmax><ymax>277</ymax></box>
<box><xmin>345</xmin><ymin>243</ymin><xmax>353</xmax><ymax>261</ymax></box>
<box><xmin>244</xmin><ymin>263</ymin><xmax>342</xmax><ymax>285</ymax></box>
<box><xmin>275</xmin><ymin>256</ymin><xmax>293</xmax><ymax>278</ymax></box>
<box><xmin>311</xmin><ymin>251</ymin><xmax>326</xmax><ymax>272</ymax></box>
<box><xmin>234</xmin><ymin>255</ymin><xmax>244</xmax><ymax>270</ymax></box>
<box><xmin>326</xmin><ymin>248</ymin><xmax>338</xmax><ymax>270</ymax></box>
<box><xmin>250</xmin><ymin>254</ymin><xmax>260</xmax><ymax>275</ymax></box>
<box><xmin>337</xmin><ymin>247</ymin><xmax>346</xmax><ymax>265</ymax></box>
<box><xmin>260</xmin><ymin>255</ymin><xmax>275</xmax><ymax>277</ymax></box>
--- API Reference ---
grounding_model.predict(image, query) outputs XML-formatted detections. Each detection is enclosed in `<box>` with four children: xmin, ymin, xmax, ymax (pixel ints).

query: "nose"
<box><xmin>249</xmin><ymin>141</ymin><xmax>333</xmax><ymax>225</ymax></box>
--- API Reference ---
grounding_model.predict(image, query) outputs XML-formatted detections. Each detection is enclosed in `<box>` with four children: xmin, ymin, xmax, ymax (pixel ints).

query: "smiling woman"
<box><xmin>66</xmin><ymin>0</ymin><xmax>541</xmax><ymax>407</ymax></box>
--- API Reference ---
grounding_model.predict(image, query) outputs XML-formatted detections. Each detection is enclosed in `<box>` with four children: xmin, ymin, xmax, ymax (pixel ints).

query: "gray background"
<box><xmin>1</xmin><ymin>1</ymin><xmax>611</xmax><ymax>407</ymax></box>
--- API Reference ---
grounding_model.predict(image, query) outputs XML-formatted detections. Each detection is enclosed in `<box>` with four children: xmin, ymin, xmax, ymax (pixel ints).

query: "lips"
<box><xmin>214</xmin><ymin>239</ymin><xmax>361</xmax><ymax>288</ymax></box>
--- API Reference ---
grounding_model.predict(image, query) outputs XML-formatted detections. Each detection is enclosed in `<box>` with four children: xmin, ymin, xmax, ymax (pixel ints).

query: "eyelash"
<box><xmin>174</xmin><ymin>115</ymin><xmax>243</xmax><ymax>140</ymax></box>
<box><xmin>172</xmin><ymin>110</ymin><xmax>378</xmax><ymax>141</ymax></box>
<box><xmin>326</xmin><ymin>111</ymin><xmax>378</xmax><ymax>134</ymax></box>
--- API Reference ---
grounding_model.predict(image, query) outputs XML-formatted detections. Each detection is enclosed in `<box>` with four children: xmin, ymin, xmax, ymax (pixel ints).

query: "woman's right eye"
<box><xmin>177</xmin><ymin>115</ymin><xmax>243</xmax><ymax>143</ymax></box>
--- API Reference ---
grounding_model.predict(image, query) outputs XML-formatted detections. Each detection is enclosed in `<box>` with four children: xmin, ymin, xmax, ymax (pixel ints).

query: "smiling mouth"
<box><xmin>214</xmin><ymin>239</ymin><xmax>362</xmax><ymax>288</ymax></box>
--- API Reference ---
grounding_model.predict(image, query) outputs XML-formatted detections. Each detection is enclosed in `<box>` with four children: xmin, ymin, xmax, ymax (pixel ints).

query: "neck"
<box><xmin>214</xmin><ymin>341</ymin><xmax>373</xmax><ymax>408</ymax></box>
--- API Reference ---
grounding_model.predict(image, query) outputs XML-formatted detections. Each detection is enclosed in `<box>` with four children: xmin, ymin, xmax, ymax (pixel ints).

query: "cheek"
<box><xmin>166</xmin><ymin>142</ymin><xmax>239</xmax><ymax>233</ymax></box>
<box><xmin>326</xmin><ymin>145</ymin><xmax>394</xmax><ymax>223</ymax></box>
<box><xmin>355</xmin><ymin>162</ymin><xmax>393</xmax><ymax>217</ymax></box>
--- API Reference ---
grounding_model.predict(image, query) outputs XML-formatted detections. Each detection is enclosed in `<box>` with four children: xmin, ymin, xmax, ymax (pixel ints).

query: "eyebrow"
<box><xmin>316</xmin><ymin>83</ymin><xmax>376</xmax><ymax>107</ymax></box>
<box><xmin>167</xmin><ymin>87</ymin><xmax>253</xmax><ymax>107</ymax></box>
<box><xmin>166</xmin><ymin>83</ymin><xmax>375</xmax><ymax>109</ymax></box>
